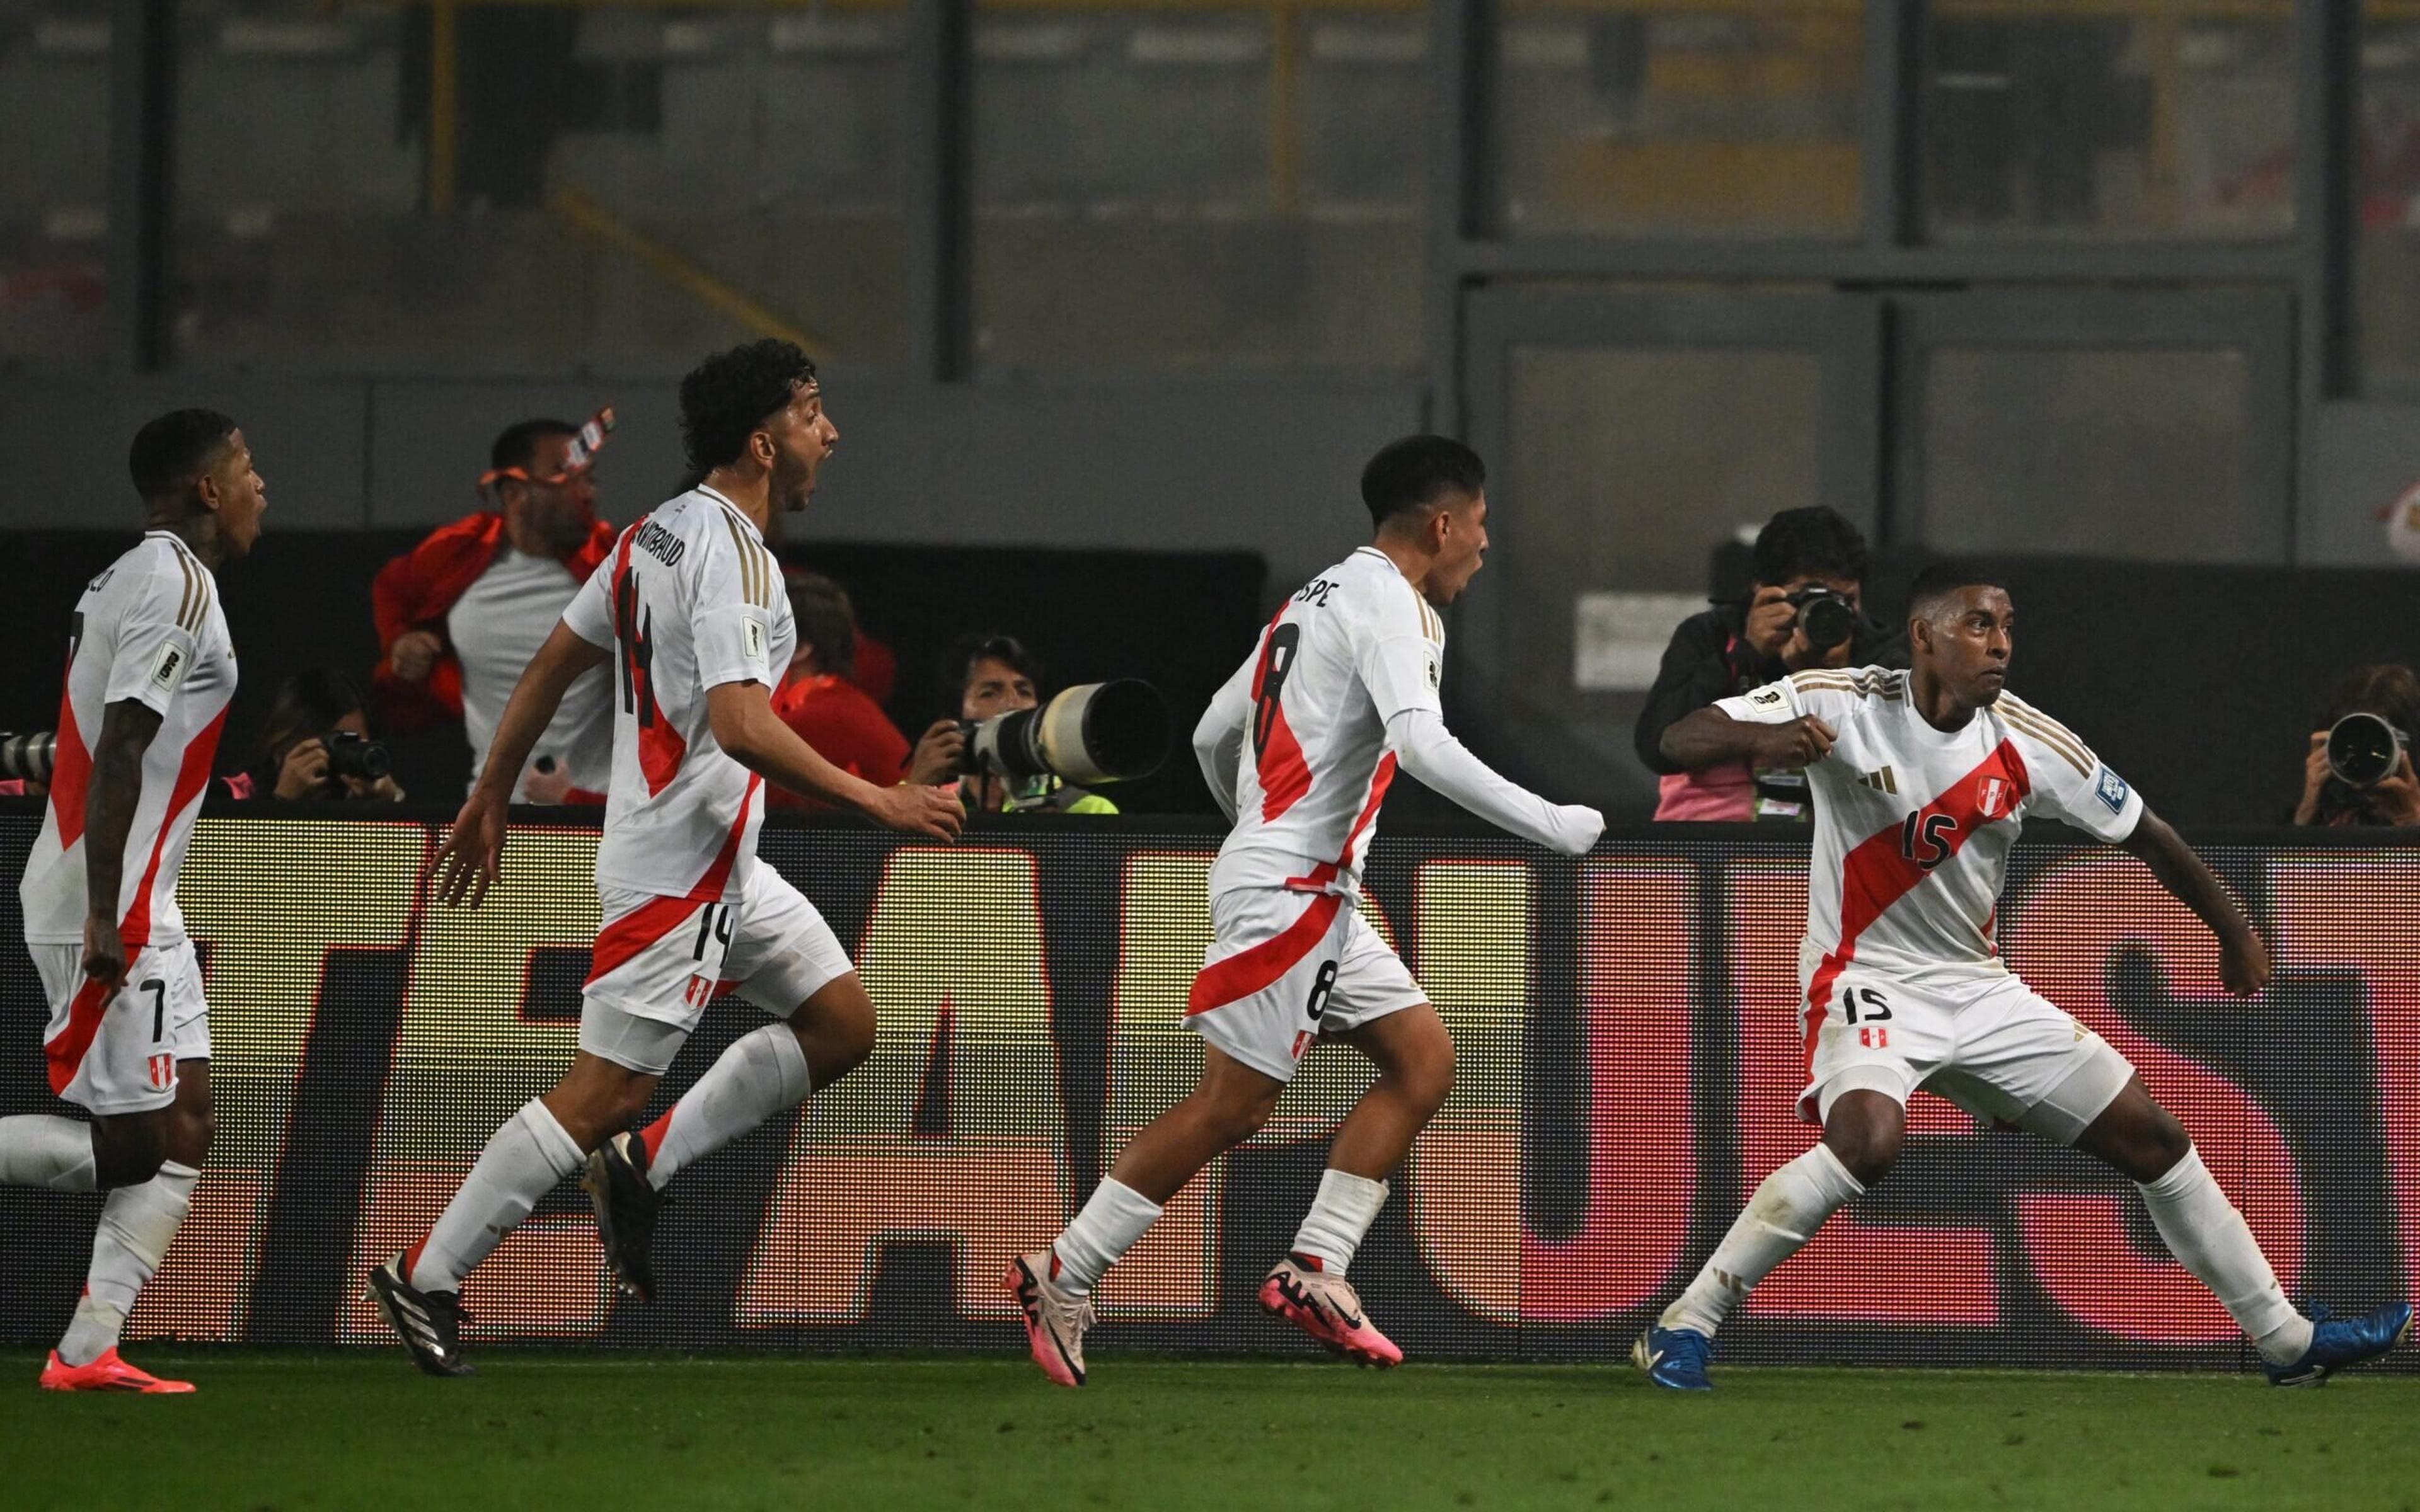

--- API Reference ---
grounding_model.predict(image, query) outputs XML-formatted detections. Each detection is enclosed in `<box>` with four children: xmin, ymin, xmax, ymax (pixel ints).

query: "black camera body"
<box><xmin>958</xmin><ymin>680</ymin><xmax>1171</xmax><ymax>787</ymax></box>
<box><xmin>1785</xmin><ymin>586</ymin><xmax>1858</xmax><ymax>651</ymax></box>
<box><xmin>324</xmin><ymin>730</ymin><xmax>393</xmax><ymax>783</ymax></box>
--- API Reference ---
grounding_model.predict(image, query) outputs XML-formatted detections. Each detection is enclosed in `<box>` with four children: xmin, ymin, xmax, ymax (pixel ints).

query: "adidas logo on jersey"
<box><xmin>1857</xmin><ymin>765</ymin><xmax>1898</xmax><ymax>795</ymax></box>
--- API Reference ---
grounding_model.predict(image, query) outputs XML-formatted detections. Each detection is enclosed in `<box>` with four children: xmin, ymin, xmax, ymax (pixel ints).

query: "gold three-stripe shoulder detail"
<box><xmin>1998</xmin><ymin>701</ymin><xmax>2092</xmax><ymax>775</ymax></box>
<box><xmin>718</xmin><ymin>506</ymin><xmax>778</xmax><ymax>609</ymax></box>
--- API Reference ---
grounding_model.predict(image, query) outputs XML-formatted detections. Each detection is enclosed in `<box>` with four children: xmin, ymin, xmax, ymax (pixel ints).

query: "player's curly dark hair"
<box><xmin>677</xmin><ymin>340</ymin><xmax>818</xmax><ymax>476</ymax></box>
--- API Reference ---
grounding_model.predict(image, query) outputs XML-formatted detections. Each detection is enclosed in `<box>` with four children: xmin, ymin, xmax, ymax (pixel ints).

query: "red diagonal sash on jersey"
<box><xmin>1284</xmin><ymin>751</ymin><xmax>1398</xmax><ymax>895</ymax></box>
<box><xmin>1250</xmin><ymin>610</ymin><xmax>1312</xmax><ymax>822</ymax></box>
<box><xmin>47</xmin><ymin>687</ymin><xmax>91</xmax><ymax>849</ymax></box>
<box><xmin>47</xmin><ymin>706</ymin><xmax>228</xmax><ymax>1094</ymax></box>
<box><xmin>585</xmin><ymin>773</ymin><xmax>763</xmax><ymax>985</ymax></box>
<box><xmin>1187</xmin><ymin>891</ymin><xmax>1345</xmax><ymax>1017</ymax></box>
<box><xmin>1801</xmin><ymin>739</ymin><xmax>2033</xmax><ymax>1076</ymax></box>
<box><xmin>610</xmin><ymin>526</ymin><xmax>689</xmax><ymax>797</ymax></box>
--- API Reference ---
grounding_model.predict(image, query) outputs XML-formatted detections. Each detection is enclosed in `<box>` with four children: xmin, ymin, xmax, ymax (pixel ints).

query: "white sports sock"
<box><xmin>1051</xmin><ymin>1178</ymin><xmax>1163</xmax><ymax>1296</ymax></box>
<box><xmin>2136</xmin><ymin>1146</ymin><xmax>2312</xmax><ymax>1365</ymax></box>
<box><xmin>0</xmin><ymin>1114</ymin><xmax>97</xmax><ymax>1192</ymax></box>
<box><xmin>410</xmin><ymin>1100</ymin><xmax>585</xmax><ymax>1293</ymax></box>
<box><xmin>1291</xmin><ymin>1169</ymin><xmax>1390</xmax><ymax>1274</ymax></box>
<box><xmin>642</xmin><ymin>1023</ymin><xmax>812</xmax><ymax>1189</ymax></box>
<box><xmin>1661</xmin><ymin>1143</ymin><xmax>1865</xmax><ymax>1338</ymax></box>
<box><xmin>57</xmin><ymin>1160</ymin><xmax>197</xmax><ymax>1366</ymax></box>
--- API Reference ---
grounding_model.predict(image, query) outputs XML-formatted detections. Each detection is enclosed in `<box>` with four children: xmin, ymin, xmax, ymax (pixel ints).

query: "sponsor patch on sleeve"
<box><xmin>2095</xmin><ymin>764</ymin><xmax>2130</xmax><ymax>814</ymax></box>
<box><xmin>1748</xmin><ymin>685</ymin><xmax>1787</xmax><ymax>710</ymax></box>
<box><xmin>149</xmin><ymin>641</ymin><xmax>187</xmax><ymax>692</ymax></box>
<box><xmin>1425</xmin><ymin>654</ymin><xmax>1441</xmax><ymax>692</ymax></box>
<box><xmin>743</xmin><ymin>616</ymin><xmax>766</xmax><ymax>665</ymax></box>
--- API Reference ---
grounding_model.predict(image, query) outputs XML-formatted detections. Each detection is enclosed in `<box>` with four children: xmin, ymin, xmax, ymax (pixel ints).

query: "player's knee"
<box><xmin>817</xmin><ymin>997</ymin><xmax>877</xmax><ymax>1082</ymax></box>
<box><xmin>1823</xmin><ymin>1122</ymin><xmax>1902</xmax><ymax>1188</ymax></box>
<box><xmin>1398</xmin><ymin>1038</ymin><xmax>1455</xmax><ymax>1117</ymax></box>
<box><xmin>1204</xmin><ymin>1083</ymin><xmax>1282</xmax><ymax>1148</ymax></box>
<box><xmin>2123</xmin><ymin>1113</ymin><xmax>2194</xmax><ymax>1183</ymax></box>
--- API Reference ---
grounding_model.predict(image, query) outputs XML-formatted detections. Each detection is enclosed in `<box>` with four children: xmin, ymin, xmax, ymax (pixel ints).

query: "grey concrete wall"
<box><xmin>2305</xmin><ymin>401</ymin><xmax>2420</xmax><ymax>567</ymax></box>
<box><xmin>0</xmin><ymin>374</ymin><xmax>1423</xmax><ymax>596</ymax></box>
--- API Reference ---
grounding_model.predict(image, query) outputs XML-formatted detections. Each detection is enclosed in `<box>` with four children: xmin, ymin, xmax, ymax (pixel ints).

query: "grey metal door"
<box><xmin>1456</xmin><ymin>286</ymin><xmax>1885</xmax><ymax>813</ymax></box>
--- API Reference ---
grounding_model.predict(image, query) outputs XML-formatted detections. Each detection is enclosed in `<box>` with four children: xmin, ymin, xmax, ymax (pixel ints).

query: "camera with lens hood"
<box><xmin>2326</xmin><ymin>711</ymin><xmax>2412</xmax><ymax>789</ymax></box>
<box><xmin>1785</xmin><ymin>585</ymin><xmax>1858</xmax><ymax>651</ymax></box>
<box><xmin>0</xmin><ymin>731</ymin><xmax>55</xmax><ymax>784</ymax></box>
<box><xmin>958</xmin><ymin>680</ymin><xmax>1172</xmax><ymax>788</ymax></box>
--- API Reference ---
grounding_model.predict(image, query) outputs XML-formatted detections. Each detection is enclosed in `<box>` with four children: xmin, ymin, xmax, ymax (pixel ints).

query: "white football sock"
<box><xmin>0</xmin><ymin>1114</ymin><xmax>97</xmax><ymax>1191</ymax></box>
<box><xmin>642</xmin><ymin>1023</ymin><xmax>812</xmax><ymax>1189</ymax></box>
<box><xmin>1051</xmin><ymin>1178</ymin><xmax>1163</xmax><ymax>1296</ymax></box>
<box><xmin>1661</xmin><ymin>1143</ymin><xmax>1865</xmax><ymax>1339</ymax></box>
<box><xmin>57</xmin><ymin>1160</ymin><xmax>197</xmax><ymax>1366</ymax></box>
<box><xmin>1291</xmin><ymin>1169</ymin><xmax>1390</xmax><ymax>1274</ymax></box>
<box><xmin>410</xmin><ymin>1100</ymin><xmax>585</xmax><ymax>1293</ymax></box>
<box><xmin>2136</xmin><ymin>1145</ymin><xmax>2312</xmax><ymax>1365</ymax></box>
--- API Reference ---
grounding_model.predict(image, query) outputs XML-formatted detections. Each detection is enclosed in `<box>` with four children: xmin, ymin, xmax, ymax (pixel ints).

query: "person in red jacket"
<box><xmin>767</xmin><ymin>571</ymin><xmax>911</xmax><ymax>810</ymax></box>
<box><xmin>371</xmin><ymin>414</ymin><xmax>618</xmax><ymax>802</ymax></box>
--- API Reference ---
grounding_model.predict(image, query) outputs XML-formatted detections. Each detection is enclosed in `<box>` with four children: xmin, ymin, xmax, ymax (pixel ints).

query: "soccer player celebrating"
<box><xmin>1005</xmin><ymin>436</ymin><xmax>1603</xmax><ymax>1386</ymax></box>
<box><xmin>1636</xmin><ymin>563</ymin><xmax>2409</xmax><ymax>1390</ymax></box>
<box><xmin>4</xmin><ymin>411</ymin><xmax>267</xmax><ymax>1391</ymax></box>
<box><xmin>368</xmin><ymin>341</ymin><xmax>962</xmax><ymax>1377</ymax></box>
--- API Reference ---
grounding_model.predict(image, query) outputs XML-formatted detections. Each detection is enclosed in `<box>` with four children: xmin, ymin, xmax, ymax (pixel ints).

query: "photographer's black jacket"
<box><xmin>1632</xmin><ymin>600</ymin><xmax>1909</xmax><ymax>776</ymax></box>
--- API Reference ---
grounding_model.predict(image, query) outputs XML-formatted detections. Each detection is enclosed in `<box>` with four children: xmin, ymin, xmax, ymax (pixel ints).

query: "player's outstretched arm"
<box><xmin>705</xmin><ymin>680</ymin><xmax>963</xmax><ymax>840</ymax></box>
<box><xmin>1192</xmin><ymin>654</ymin><xmax>1254</xmax><ymax>823</ymax></box>
<box><xmin>1386</xmin><ymin>707</ymin><xmax>1603</xmax><ymax>854</ymax></box>
<box><xmin>2118</xmin><ymin>809</ymin><xmax>2271</xmax><ymax>997</ymax></box>
<box><xmin>432</xmin><ymin>622</ymin><xmax>609</xmax><ymax>907</ymax></box>
<box><xmin>1659</xmin><ymin>705</ymin><xmax>1835</xmax><ymax>772</ymax></box>
<box><xmin>79</xmin><ymin>699</ymin><xmax>163</xmax><ymax>990</ymax></box>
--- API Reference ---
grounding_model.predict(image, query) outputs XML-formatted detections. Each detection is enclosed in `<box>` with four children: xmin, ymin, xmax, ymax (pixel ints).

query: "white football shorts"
<box><xmin>32</xmin><ymin>937</ymin><xmax>210</xmax><ymax>1116</ymax></box>
<box><xmin>579</xmin><ymin>864</ymin><xmax>854</xmax><ymax>1075</ymax></box>
<box><xmin>1799</xmin><ymin>964</ymin><xmax>2134</xmax><ymax>1145</ymax></box>
<box><xmin>1184</xmin><ymin>885</ymin><xmax>1427</xmax><ymax>1084</ymax></box>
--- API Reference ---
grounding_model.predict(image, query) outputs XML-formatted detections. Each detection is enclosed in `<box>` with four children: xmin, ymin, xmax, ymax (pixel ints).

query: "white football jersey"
<box><xmin>1719</xmin><ymin>667</ymin><xmax>2144</xmax><ymax>1003</ymax></box>
<box><xmin>561</xmin><ymin>486</ymin><xmax>793</xmax><ymax>901</ymax></box>
<box><xmin>1209</xmin><ymin>546</ymin><xmax>1445</xmax><ymax>899</ymax></box>
<box><xmin>21</xmin><ymin>532</ymin><xmax>238</xmax><ymax>947</ymax></box>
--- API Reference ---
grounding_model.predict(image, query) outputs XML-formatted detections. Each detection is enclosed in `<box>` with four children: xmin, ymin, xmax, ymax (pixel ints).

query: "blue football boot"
<box><xmin>2265</xmin><ymin>1301</ymin><xmax>2412</xmax><ymax>1387</ymax></box>
<box><xmin>1633</xmin><ymin>1324</ymin><xmax>1713</xmax><ymax>1392</ymax></box>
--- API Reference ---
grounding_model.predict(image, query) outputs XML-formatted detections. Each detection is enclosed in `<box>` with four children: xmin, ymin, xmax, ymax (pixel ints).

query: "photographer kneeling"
<box><xmin>2293</xmin><ymin>665</ymin><xmax>2420</xmax><ymax>827</ymax></box>
<box><xmin>219</xmin><ymin>670</ymin><xmax>406</xmax><ymax>802</ymax></box>
<box><xmin>909</xmin><ymin>633</ymin><xmax>1121</xmax><ymax>815</ymax></box>
<box><xmin>1635</xmin><ymin>507</ymin><xmax>1903</xmax><ymax>821</ymax></box>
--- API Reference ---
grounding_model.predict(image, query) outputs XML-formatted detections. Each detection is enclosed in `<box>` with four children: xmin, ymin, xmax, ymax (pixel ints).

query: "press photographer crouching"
<box><xmin>2293</xmin><ymin>665</ymin><xmax>2420</xmax><ymax>827</ymax></box>
<box><xmin>219</xmin><ymin>670</ymin><xmax>405</xmax><ymax>803</ymax></box>
<box><xmin>908</xmin><ymin>633</ymin><xmax>1165</xmax><ymax>815</ymax></box>
<box><xmin>1635</xmin><ymin>507</ymin><xmax>1904</xmax><ymax>821</ymax></box>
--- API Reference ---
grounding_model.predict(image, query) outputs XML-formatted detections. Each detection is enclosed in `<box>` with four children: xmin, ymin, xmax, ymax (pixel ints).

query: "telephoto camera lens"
<box><xmin>0</xmin><ymin>731</ymin><xmax>55</xmax><ymax>784</ymax></box>
<box><xmin>960</xmin><ymin>680</ymin><xmax>1172</xmax><ymax>786</ymax></box>
<box><xmin>2326</xmin><ymin>711</ymin><xmax>2409</xmax><ymax>789</ymax></box>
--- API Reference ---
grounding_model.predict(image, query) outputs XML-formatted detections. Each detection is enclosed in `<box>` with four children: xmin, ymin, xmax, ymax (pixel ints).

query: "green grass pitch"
<box><xmin>4</xmin><ymin>1351</ymin><xmax>2416</xmax><ymax>1510</ymax></box>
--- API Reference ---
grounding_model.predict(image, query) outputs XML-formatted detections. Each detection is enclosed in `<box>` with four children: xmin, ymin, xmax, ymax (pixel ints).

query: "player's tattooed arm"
<box><xmin>1658</xmin><ymin>706</ymin><xmax>1835</xmax><ymax>772</ymax></box>
<box><xmin>80</xmin><ymin>698</ymin><xmax>164</xmax><ymax>988</ymax></box>
<box><xmin>2119</xmin><ymin>810</ymin><xmax>2272</xmax><ymax>997</ymax></box>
